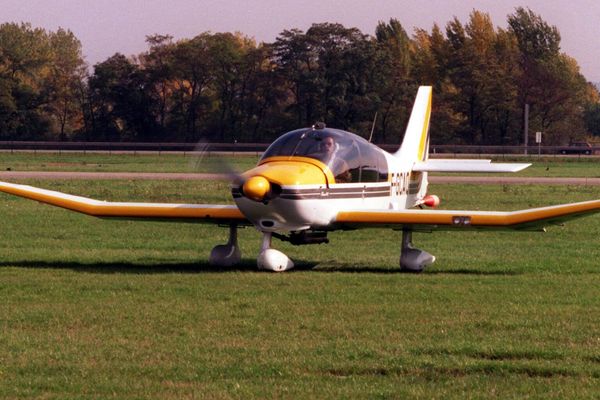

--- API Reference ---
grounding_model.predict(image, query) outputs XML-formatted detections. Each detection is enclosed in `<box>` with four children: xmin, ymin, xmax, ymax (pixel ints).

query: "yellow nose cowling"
<box><xmin>243</xmin><ymin>176</ymin><xmax>271</xmax><ymax>202</ymax></box>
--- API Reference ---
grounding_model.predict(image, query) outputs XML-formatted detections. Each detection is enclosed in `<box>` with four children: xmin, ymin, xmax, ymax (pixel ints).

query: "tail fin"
<box><xmin>394</xmin><ymin>86</ymin><xmax>432</xmax><ymax>162</ymax></box>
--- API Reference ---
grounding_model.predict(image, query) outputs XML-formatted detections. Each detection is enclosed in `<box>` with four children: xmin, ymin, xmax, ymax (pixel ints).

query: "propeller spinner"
<box><xmin>242</xmin><ymin>175</ymin><xmax>271</xmax><ymax>202</ymax></box>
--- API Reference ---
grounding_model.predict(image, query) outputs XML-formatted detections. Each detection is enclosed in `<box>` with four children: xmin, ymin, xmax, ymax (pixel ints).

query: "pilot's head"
<box><xmin>320</xmin><ymin>136</ymin><xmax>335</xmax><ymax>155</ymax></box>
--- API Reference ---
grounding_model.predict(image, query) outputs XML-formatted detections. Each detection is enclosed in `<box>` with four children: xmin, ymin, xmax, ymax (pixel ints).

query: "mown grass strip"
<box><xmin>0</xmin><ymin>180</ymin><xmax>598</xmax><ymax>398</ymax></box>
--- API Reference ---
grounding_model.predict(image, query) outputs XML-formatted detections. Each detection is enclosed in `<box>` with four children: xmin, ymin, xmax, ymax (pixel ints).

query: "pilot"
<box><xmin>312</xmin><ymin>135</ymin><xmax>351</xmax><ymax>183</ymax></box>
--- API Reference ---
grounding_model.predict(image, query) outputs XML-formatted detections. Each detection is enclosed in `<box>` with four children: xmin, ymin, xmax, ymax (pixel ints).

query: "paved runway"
<box><xmin>1</xmin><ymin>171</ymin><xmax>600</xmax><ymax>185</ymax></box>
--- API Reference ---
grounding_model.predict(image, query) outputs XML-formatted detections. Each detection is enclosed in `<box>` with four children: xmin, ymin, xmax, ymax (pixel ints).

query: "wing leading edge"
<box><xmin>335</xmin><ymin>200</ymin><xmax>600</xmax><ymax>231</ymax></box>
<box><xmin>0</xmin><ymin>181</ymin><xmax>247</xmax><ymax>223</ymax></box>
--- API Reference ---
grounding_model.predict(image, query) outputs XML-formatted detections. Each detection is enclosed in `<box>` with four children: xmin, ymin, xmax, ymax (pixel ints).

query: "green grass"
<box><xmin>1</xmin><ymin>151</ymin><xmax>600</xmax><ymax>177</ymax></box>
<box><xmin>0</xmin><ymin>179</ymin><xmax>599</xmax><ymax>398</ymax></box>
<box><xmin>0</xmin><ymin>152</ymin><xmax>260</xmax><ymax>173</ymax></box>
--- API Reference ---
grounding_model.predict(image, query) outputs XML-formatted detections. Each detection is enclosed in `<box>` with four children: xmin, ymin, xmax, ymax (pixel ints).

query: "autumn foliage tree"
<box><xmin>0</xmin><ymin>8</ymin><xmax>598</xmax><ymax>144</ymax></box>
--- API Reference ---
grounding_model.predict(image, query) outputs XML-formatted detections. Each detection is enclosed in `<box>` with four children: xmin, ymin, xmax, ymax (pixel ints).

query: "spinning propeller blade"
<box><xmin>190</xmin><ymin>140</ymin><xmax>245</xmax><ymax>184</ymax></box>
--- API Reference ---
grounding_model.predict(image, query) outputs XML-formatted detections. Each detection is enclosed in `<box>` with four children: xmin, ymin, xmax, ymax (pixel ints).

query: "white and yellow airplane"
<box><xmin>1</xmin><ymin>86</ymin><xmax>599</xmax><ymax>272</ymax></box>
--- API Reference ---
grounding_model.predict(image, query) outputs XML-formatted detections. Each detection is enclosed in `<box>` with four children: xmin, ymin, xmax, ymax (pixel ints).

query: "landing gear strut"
<box><xmin>209</xmin><ymin>224</ymin><xmax>242</xmax><ymax>267</ymax></box>
<box><xmin>400</xmin><ymin>230</ymin><xmax>435</xmax><ymax>272</ymax></box>
<box><xmin>257</xmin><ymin>231</ymin><xmax>294</xmax><ymax>272</ymax></box>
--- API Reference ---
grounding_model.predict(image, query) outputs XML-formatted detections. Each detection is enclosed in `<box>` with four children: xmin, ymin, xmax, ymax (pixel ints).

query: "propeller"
<box><xmin>190</xmin><ymin>139</ymin><xmax>279</xmax><ymax>203</ymax></box>
<box><xmin>190</xmin><ymin>140</ymin><xmax>245</xmax><ymax>184</ymax></box>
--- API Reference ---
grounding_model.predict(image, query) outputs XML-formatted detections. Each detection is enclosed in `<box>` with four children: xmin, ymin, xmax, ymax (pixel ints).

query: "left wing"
<box><xmin>0</xmin><ymin>181</ymin><xmax>248</xmax><ymax>223</ymax></box>
<box><xmin>335</xmin><ymin>200</ymin><xmax>600</xmax><ymax>231</ymax></box>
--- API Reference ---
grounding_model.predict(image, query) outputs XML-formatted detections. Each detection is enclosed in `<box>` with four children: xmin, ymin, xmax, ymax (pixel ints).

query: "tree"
<box><xmin>304</xmin><ymin>23</ymin><xmax>377</xmax><ymax>131</ymax></box>
<box><xmin>442</xmin><ymin>12</ymin><xmax>520</xmax><ymax>145</ymax></box>
<box><xmin>506</xmin><ymin>7</ymin><xmax>585</xmax><ymax>144</ymax></box>
<box><xmin>531</xmin><ymin>54</ymin><xmax>588</xmax><ymax>143</ymax></box>
<box><xmin>0</xmin><ymin>14</ymin><xmax>595</xmax><ymax>145</ymax></box>
<box><xmin>411</xmin><ymin>25</ymin><xmax>465</xmax><ymax>145</ymax></box>
<box><xmin>272</xmin><ymin>27</ymin><xmax>320</xmax><ymax>126</ymax></box>
<box><xmin>88</xmin><ymin>54</ymin><xmax>158</xmax><ymax>141</ymax></box>
<box><xmin>205</xmin><ymin>32</ymin><xmax>256</xmax><ymax>141</ymax></box>
<box><xmin>585</xmin><ymin>104</ymin><xmax>600</xmax><ymax>137</ymax></box>
<box><xmin>139</xmin><ymin>34</ymin><xmax>176</xmax><ymax>137</ymax></box>
<box><xmin>0</xmin><ymin>22</ymin><xmax>53</xmax><ymax>139</ymax></box>
<box><xmin>272</xmin><ymin>23</ymin><xmax>378</xmax><ymax>135</ymax></box>
<box><xmin>45</xmin><ymin>28</ymin><xmax>87</xmax><ymax>139</ymax></box>
<box><xmin>508</xmin><ymin>7</ymin><xmax>560</xmax><ymax>60</ymax></box>
<box><xmin>373</xmin><ymin>19</ymin><xmax>414</xmax><ymax>143</ymax></box>
<box><xmin>169</xmin><ymin>34</ymin><xmax>213</xmax><ymax>141</ymax></box>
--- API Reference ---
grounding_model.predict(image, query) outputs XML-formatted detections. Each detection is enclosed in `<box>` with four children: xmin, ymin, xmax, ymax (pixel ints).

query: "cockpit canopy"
<box><xmin>261</xmin><ymin>127</ymin><xmax>389</xmax><ymax>183</ymax></box>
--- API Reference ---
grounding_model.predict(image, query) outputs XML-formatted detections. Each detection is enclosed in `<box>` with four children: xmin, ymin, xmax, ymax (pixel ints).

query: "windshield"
<box><xmin>261</xmin><ymin>127</ymin><xmax>388</xmax><ymax>183</ymax></box>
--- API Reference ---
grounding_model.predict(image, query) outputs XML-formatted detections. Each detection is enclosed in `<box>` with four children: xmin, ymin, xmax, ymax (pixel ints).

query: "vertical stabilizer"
<box><xmin>394</xmin><ymin>86</ymin><xmax>432</xmax><ymax>162</ymax></box>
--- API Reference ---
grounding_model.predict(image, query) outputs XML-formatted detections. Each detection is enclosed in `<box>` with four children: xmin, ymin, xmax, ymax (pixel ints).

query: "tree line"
<box><xmin>1</xmin><ymin>7</ymin><xmax>599</xmax><ymax>145</ymax></box>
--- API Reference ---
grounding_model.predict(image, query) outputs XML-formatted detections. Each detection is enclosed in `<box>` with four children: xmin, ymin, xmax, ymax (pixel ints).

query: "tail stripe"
<box><xmin>394</xmin><ymin>86</ymin><xmax>432</xmax><ymax>162</ymax></box>
<box><xmin>417</xmin><ymin>91</ymin><xmax>432</xmax><ymax>161</ymax></box>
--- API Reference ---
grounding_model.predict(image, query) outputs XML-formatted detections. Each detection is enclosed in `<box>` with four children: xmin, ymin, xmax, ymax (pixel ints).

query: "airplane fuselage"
<box><xmin>232</xmin><ymin>127</ymin><xmax>429</xmax><ymax>232</ymax></box>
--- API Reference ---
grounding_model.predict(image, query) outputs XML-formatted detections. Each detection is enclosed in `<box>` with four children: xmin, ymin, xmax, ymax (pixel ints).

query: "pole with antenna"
<box><xmin>368</xmin><ymin>111</ymin><xmax>378</xmax><ymax>143</ymax></box>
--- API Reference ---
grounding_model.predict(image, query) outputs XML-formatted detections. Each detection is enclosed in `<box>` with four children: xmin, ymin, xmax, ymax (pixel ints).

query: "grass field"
<box><xmin>0</xmin><ymin>152</ymin><xmax>260</xmax><ymax>174</ymax></box>
<box><xmin>1</xmin><ymin>151</ymin><xmax>600</xmax><ymax>177</ymax></box>
<box><xmin>0</xmin><ymin>177</ymin><xmax>599</xmax><ymax>398</ymax></box>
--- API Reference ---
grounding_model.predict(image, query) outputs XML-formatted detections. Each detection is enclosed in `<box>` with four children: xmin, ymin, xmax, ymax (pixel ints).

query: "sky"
<box><xmin>2</xmin><ymin>0</ymin><xmax>600</xmax><ymax>81</ymax></box>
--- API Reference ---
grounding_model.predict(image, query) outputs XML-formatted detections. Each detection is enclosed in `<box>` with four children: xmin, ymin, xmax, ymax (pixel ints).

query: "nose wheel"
<box><xmin>208</xmin><ymin>225</ymin><xmax>294</xmax><ymax>271</ymax></box>
<box><xmin>257</xmin><ymin>232</ymin><xmax>294</xmax><ymax>272</ymax></box>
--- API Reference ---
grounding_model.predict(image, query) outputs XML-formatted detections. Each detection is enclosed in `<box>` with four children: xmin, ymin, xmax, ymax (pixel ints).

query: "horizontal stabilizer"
<box><xmin>413</xmin><ymin>159</ymin><xmax>530</xmax><ymax>173</ymax></box>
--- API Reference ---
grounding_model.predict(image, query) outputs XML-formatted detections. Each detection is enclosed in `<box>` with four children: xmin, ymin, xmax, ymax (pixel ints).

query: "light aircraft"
<box><xmin>1</xmin><ymin>86</ymin><xmax>599</xmax><ymax>272</ymax></box>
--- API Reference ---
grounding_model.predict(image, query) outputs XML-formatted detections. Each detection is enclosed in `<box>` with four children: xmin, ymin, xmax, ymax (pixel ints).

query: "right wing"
<box><xmin>335</xmin><ymin>200</ymin><xmax>600</xmax><ymax>231</ymax></box>
<box><xmin>0</xmin><ymin>181</ymin><xmax>248</xmax><ymax>224</ymax></box>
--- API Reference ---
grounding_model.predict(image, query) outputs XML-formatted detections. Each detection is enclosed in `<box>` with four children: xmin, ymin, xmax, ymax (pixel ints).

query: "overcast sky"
<box><xmin>2</xmin><ymin>0</ymin><xmax>599</xmax><ymax>81</ymax></box>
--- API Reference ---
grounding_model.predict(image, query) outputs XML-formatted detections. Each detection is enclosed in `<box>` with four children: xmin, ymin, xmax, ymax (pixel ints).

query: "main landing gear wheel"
<box><xmin>209</xmin><ymin>225</ymin><xmax>242</xmax><ymax>267</ymax></box>
<box><xmin>257</xmin><ymin>232</ymin><xmax>294</xmax><ymax>272</ymax></box>
<box><xmin>399</xmin><ymin>230</ymin><xmax>435</xmax><ymax>273</ymax></box>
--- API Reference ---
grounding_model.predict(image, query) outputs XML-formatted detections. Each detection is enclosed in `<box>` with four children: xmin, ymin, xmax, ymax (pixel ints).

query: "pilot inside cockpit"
<box><xmin>310</xmin><ymin>135</ymin><xmax>351</xmax><ymax>183</ymax></box>
<box><xmin>260</xmin><ymin>126</ymin><xmax>389</xmax><ymax>184</ymax></box>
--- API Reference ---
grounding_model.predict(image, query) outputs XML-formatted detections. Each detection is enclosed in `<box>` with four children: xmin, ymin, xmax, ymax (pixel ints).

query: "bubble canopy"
<box><xmin>261</xmin><ymin>127</ymin><xmax>389</xmax><ymax>183</ymax></box>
